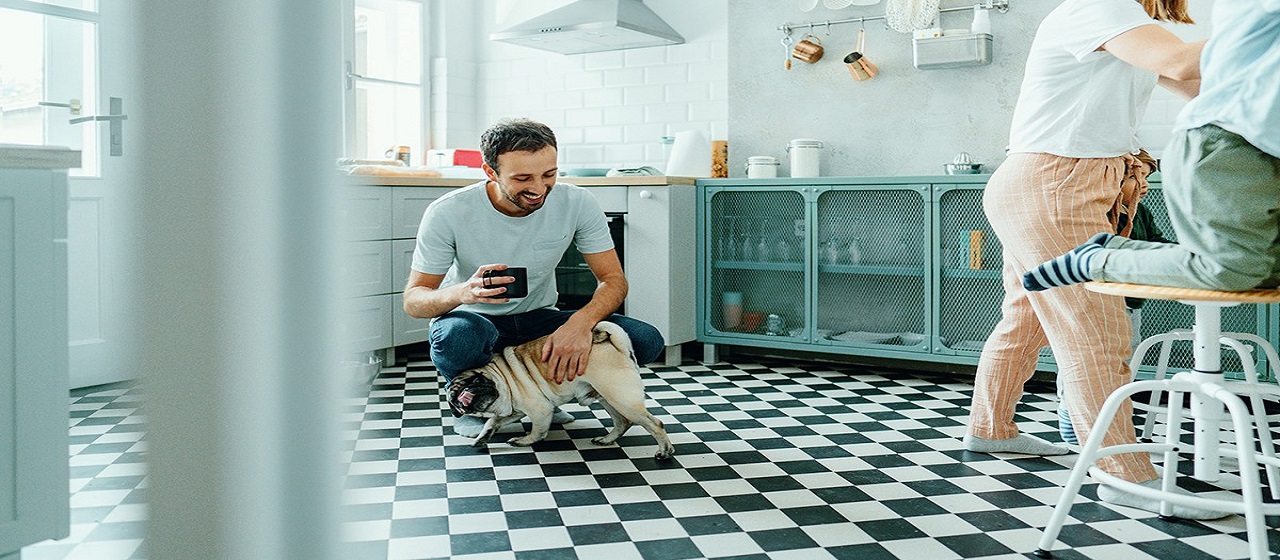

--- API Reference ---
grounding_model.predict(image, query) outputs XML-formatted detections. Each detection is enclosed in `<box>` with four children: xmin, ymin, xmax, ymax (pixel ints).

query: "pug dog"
<box><xmin>446</xmin><ymin>321</ymin><xmax>675</xmax><ymax>460</ymax></box>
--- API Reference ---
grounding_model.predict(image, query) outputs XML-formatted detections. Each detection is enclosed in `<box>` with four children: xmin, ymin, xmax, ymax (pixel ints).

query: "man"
<box><xmin>1024</xmin><ymin>4</ymin><xmax>1280</xmax><ymax>294</ymax></box>
<box><xmin>403</xmin><ymin>118</ymin><xmax>664</xmax><ymax>437</ymax></box>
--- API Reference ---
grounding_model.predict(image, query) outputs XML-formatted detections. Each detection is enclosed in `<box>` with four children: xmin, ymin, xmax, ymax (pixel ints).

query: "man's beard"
<box><xmin>501</xmin><ymin>182</ymin><xmax>552</xmax><ymax>213</ymax></box>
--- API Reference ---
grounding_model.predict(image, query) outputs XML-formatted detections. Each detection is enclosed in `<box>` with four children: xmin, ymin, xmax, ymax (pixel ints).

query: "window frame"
<box><xmin>340</xmin><ymin>0</ymin><xmax>429</xmax><ymax>162</ymax></box>
<box><xmin>0</xmin><ymin>0</ymin><xmax>101</xmax><ymax>176</ymax></box>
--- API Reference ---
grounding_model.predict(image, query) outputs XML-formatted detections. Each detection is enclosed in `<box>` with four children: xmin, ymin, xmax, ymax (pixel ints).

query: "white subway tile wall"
<box><xmin>436</xmin><ymin>0</ymin><xmax>1205</xmax><ymax>174</ymax></box>
<box><xmin>476</xmin><ymin>1</ymin><xmax>729</xmax><ymax>172</ymax></box>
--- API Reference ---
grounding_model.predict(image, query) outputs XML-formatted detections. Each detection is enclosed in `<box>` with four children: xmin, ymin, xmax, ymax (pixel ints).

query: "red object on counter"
<box><xmin>427</xmin><ymin>149</ymin><xmax>483</xmax><ymax>168</ymax></box>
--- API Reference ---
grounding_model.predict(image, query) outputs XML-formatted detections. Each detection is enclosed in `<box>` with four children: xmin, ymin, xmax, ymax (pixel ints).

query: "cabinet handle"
<box><xmin>639</xmin><ymin>190</ymin><xmax>653</xmax><ymax>199</ymax></box>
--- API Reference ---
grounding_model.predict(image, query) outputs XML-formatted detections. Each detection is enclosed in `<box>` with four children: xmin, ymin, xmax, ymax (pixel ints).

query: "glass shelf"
<box><xmin>941</xmin><ymin>268</ymin><xmax>1001</xmax><ymax>280</ymax></box>
<box><xmin>713</xmin><ymin>260</ymin><xmax>805</xmax><ymax>272</ymax></box>
<box><xmin>819</xmin><ymin>264</ymin><xmax>925</xmax><ymax>276</ymax></box>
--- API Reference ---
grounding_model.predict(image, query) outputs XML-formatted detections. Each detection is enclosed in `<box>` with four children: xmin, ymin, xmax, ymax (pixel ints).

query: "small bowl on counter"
<box><xmin>943</xmin><ymin>162</ymin><xmax>984</xmax><ymax>175</ymax></box>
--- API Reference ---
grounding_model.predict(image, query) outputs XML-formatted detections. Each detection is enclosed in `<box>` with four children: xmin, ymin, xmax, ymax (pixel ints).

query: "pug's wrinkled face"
<box><xmin>446</xmin><ymin>371</ymin><xmax>499</xmax><ymax>418</ymax></box>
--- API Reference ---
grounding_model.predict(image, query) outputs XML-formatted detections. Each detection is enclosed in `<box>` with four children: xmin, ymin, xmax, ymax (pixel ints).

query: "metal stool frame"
<box><xmin>1037</xmin><ymin>294</ymin><xmax>1280</xmax><ymax>560</ymax></box>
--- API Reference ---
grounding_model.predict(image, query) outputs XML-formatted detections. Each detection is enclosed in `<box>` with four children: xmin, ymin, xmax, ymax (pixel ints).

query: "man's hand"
<box><xmin>459</xmin><ymin>264</ymin><xmax>515</xmax><ymax>305</ymax></box>
<box><xmin>540</xmin><ymin>321</ymin><xmax>594</xmax><ymax>384</ymax></box>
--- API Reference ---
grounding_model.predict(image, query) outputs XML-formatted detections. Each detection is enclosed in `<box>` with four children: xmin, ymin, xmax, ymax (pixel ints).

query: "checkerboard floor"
<box><xmin>22</xmin><ymin>351</ymin><xmax>1278</xmax><ymax>559</ymax></box>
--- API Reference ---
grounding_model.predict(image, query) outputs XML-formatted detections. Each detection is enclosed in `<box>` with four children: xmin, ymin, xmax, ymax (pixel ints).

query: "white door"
<box><xmin>67</xmin><ymin>1</ymin><xmax>136</xmax><ymax>389</ymax></box>
<box><xmin>0</xmin><ymin>0</ymin><xmax>139</xmax><ymax>389</ymax></box>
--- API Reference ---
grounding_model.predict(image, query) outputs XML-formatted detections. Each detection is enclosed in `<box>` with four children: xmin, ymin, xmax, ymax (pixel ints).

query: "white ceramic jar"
<box><xmin>787</xmin><ymin>139</ymin><xmax>824</xmax><ymax>178</ymax></box>
<box><xmin>745</xmin><ymin>155</ymin><xmax>780</xmax><ymax>178</ymax></box>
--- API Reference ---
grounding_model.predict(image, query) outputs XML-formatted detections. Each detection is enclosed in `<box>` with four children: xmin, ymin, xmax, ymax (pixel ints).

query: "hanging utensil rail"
<box><xmin>777</xmin><ymin>0</ymin><xmax>1009</xmax><ymax>34</ymax></box>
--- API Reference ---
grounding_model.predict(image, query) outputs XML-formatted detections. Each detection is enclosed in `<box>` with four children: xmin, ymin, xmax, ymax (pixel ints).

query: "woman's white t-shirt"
<box><xmin>1007</xmin><ymin>0</ymin><xmax>1159</xmax><ymax>158</ymax></box>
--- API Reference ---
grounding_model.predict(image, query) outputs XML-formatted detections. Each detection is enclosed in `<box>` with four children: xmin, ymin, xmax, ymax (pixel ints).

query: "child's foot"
<box><xmin>963</xmin><ymin>433</ymin><xmax>1070</xmax><ymax>456</ymax></box>
<box><xmin>1022</xmin><ymin>233</ymin><xmax>1113</xmax><ymax>291</ymax></box>
<box><xmin>1058</xmin><ymin>407</ymin><xmax>1078</xmax><ymax>445</ymax></box>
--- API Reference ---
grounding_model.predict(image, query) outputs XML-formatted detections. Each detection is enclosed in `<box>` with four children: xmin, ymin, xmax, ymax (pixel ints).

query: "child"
<box><xmin>1059</xmin><ymin>150</ymin><xmax>1169</xmax><ymax>444</ymax></box>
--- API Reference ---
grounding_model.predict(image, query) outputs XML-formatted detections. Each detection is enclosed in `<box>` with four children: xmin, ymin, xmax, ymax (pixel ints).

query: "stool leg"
<box><xmin>1220</xmin><ymin>390</ymin><xmax>1270</xmax><ymax>560</ymax></box>
<box><xmin>1191</xmin><ymin>303</ymin><xmax>1227</xmax><ymax>481</ymax></box>
<box><xmin>1221</xmin><ymin>337</ymin><xmax>1280</xmax><ymax>499</ymax></box>
<box><xmin>1036</xmin><ymin>380</ymin><xmax>1162</xmax><ymax>557</ymax></box>
<box><xmin>1133</xmin><ymin>331</ymin><xmax>1187</xmax><ymax>440</ymax></box>
<box><xmin>1222</xmin><ymin>332</ymin><xmax>1280</xmax><ymax>381</ymax></box>
<box><xmin>1157</xmin><ymin>389</ymin><xmax>1187</xmax><ymax>517</ymax></box>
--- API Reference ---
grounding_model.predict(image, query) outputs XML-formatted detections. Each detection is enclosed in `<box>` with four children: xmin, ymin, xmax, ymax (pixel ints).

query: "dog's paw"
<box><xmin>590</xmin><ymin>436</ymin><xmax>613</xmax><ymax>446</ymax></box>
<box><xmin>654</xmin><ymin>451</ymin><xmax>674</xmax><ymax>461</ymax></box>
<box><xmin>506</xmin><ymin>434</ymin><xmax>538</xmax><ymax>447</ymax></box>
<box><xmin>472</xmin><ymin>436</ymin><xmax>490</xmax><ymax>448</ymax></box>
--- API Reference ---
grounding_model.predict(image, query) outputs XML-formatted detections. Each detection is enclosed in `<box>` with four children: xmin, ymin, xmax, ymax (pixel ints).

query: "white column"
<box><xmin>131</xmin><ymin>1</ymin><xmax>343</xmax><ymax>558</ymax></box>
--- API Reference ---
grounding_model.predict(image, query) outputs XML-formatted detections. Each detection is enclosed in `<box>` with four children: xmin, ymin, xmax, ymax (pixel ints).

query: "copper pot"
<box><xmin>791</xmin><ymin>35</ymin><xmax>824</xmax><ymax>64</ymax></box>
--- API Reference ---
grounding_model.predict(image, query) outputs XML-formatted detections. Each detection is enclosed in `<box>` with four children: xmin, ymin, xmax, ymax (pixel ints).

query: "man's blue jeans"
<box><xmin>429</xmin><ymin>308</ymin><xmax>665</xmax><ymax>382</ymax></box>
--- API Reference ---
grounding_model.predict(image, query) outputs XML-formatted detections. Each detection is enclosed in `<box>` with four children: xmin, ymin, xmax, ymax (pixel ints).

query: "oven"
<box><xmin>555</xmin><ymin>211</ymin><xmax>625</xmax><ymax>312</ymax></box>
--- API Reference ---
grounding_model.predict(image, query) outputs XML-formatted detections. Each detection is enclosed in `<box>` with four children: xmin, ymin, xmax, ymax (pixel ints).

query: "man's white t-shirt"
<box><xmin>1007</xmin><ymin>0</ymin><xmax>1158</xmax><ymax>158</ymax></box>
<box><xmin>411</xmin><ymin>181</ymin><xmax>614</xmax><ymax>315</ymax></box>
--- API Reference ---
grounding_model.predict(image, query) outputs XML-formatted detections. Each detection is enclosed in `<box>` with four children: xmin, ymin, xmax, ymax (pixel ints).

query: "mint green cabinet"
<box><xmin>704</xmin><ymin>188</ymin><xmax>808</xmax><ymax>348</ymax></box>
<box><xmin>699</xmin><ymin>179</ymin><xmax>944</xmax><ymax>363</ymax></box>
<box><xmin>929</xmin><ymin>184</ymin><xmax>1055</xmax><ymax>369</ymax></box>
<box><xmin>813</xmin><ymin>186</ymin><xmax>931</xmax><ymax>353</ymax></box>
<box><xmin>697</xmin><ymin>176</ymin><xmax>1276</xmax><ymax>378</ymax></box>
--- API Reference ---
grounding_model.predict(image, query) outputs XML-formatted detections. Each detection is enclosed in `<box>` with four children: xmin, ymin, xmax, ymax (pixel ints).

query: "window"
<box><xmin>0</xmin><ymin>0</ymin><xmax>101</xmax><ymax>176</ymax></box>
<box><xmin>343</xmin><ymin>0</ymin><xmax>425</xmax><ymax>164</ymax></box>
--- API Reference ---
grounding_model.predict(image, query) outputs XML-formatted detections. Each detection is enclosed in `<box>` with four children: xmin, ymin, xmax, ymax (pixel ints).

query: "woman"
<box><xmin>963</xmin><ymin>0</ymin><xmax>1218</xmax><ymax>519</ymax></box>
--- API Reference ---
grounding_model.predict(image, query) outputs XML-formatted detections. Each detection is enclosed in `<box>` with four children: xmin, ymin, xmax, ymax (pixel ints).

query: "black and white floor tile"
<box><xmin>21</xmin><ymin>350</ymin><xmax>1276</xmax><ymax>559</ymax></box>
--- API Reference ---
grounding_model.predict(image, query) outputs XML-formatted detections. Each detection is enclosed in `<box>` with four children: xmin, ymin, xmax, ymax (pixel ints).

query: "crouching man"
<box><xmin>402</xmin><ymin>118</ymin><xmax>664</xmax><ymax>436</ymax></box>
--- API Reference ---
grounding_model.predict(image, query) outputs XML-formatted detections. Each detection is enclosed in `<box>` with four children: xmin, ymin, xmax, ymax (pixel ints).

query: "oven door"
<box><xmin>555</xmin><ymin>212</ymin><xmax>625</xmax><ymax>312</ymax></box>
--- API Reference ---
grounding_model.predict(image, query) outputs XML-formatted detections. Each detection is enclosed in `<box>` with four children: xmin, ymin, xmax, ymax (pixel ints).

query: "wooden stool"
<box><xmin>1036</xmin><ymin>282</ymin><xmax>1280</xmax><ymax>560</ymax></box>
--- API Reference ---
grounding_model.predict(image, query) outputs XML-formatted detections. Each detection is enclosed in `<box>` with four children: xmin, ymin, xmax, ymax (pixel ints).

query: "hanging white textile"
<box><xmin>884</xmin><ymin>0</ymin><xmax>941</xmax><ymax>32</ymax></box>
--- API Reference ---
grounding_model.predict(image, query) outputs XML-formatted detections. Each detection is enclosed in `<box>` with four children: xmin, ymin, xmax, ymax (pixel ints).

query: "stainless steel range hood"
<box><xmin>490</xmin><ymin>0</ymin><xmax>684</xmax><ymax>55</ymax></box>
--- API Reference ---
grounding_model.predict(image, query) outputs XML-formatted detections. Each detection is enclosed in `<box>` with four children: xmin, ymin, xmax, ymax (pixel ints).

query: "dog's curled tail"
<box><xmin>592</xmin><ymin>321</ymin><xmax>637</xmax><ymax>365</ymax></box>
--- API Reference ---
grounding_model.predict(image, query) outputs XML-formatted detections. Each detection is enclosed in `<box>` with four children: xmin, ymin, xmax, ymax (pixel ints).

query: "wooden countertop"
<box><xmin>345</xmin><ymin>175</ymin><xmax>697</xmax><ymax>187</ymax></box>
<box><xmin>0</xmin><ymin>144</ymin><xmax>81</xmax><ymax>170</ymax></box>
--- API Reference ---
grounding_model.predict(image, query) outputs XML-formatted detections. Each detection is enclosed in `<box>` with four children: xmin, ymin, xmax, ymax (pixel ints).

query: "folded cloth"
<box><xmin>343</xmin><ymin>165</ymin><xmax>443</xmax><ymax>177</ymax></box>
<box><xmin>827</xmin><ymin>331</ymin><xmax>900</xmax><ymax>344</ymax></box>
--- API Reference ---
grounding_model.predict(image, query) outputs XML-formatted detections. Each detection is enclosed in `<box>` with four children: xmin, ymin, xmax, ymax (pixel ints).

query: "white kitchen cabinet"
<box><xmin>624</xmin><ymin>185</ymin><xmax>696</xmax><ymax>365</ymax></box>
<box><xmin>0</xmin><ymin>146</ymin><xmax>76</xmax><ymax>557</ymax></box>
<box><xmin>341</xmin><ymin>186</ymin><xmax>450</xmax><ymax>357</ymax></box>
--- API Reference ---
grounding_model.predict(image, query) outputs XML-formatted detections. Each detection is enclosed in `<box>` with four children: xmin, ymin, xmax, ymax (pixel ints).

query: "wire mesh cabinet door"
<box><xmin>930</xmin><ymin>185</ymin><xmax>1059</xmax><ymax>364</ymax></box>
<box><xmin>815</xmin><ymin>186</ymin><xmax>930</xmax><ymax>352</ymax></box>
<box><xmin>705</xmin><ymin>188</ymin><xmax>809</xmax><ymax>343</ymax></box>
<box><xmin>1132</xmin><ymin>183</ymin><xmax>1271</xmax><ymax>379</ymax></box>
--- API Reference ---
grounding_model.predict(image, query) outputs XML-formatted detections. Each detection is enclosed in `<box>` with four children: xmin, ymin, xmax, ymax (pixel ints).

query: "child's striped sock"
<box><xmin>1022</xmin><ymin>233</ymin><xmax>1113</xmax><ymax>292</ymax></box>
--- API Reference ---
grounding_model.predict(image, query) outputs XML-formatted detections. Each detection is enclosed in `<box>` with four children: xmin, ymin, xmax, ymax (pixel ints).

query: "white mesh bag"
<box><xmin>884</xmin><ymin>0</ymin><xmax>940</xmax><ymax>32</ymax></box>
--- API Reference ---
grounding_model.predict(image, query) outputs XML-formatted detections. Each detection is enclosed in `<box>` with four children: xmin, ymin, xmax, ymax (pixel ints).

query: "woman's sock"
<box><xmin>963</xmin><ymin>433</ymin><xmax>1070</xmax><ymax>456</ymax></box>
<box><xmin>1022</xmin><ymin>232</ymin><xmax>1114</xmax><ymax>291</ymax></box>
<box><xmin>1097</xmin><ymin>479</ymin><xmax>1231</xmax><ymax>520</ymax></box>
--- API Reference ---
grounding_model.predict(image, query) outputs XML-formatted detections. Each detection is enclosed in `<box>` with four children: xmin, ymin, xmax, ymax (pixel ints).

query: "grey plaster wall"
<box><xmin>728</xmin><ymin>1</ymin><xmax>1056</xmax><ymax>177</ymax></box>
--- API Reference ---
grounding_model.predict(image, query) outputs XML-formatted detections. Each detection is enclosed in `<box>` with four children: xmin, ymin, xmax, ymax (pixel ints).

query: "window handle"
<box><xmin>69</xmin><ymin>114</ymin><xmax>127</xmax><ymax>124</ymax></box>
<box><xmin>39</xmin><ymin>99</ymin><xmax>82</xmax><ymax>115</ymax></box>
<box><xmin>67</xmin><ymin>97</ymin><xmax>128</xmax><ymax>156</ymax></box>
<box><xmin>344</xmin><ymin>61</ymin><xmax>419</xmax><ymax>89</ymax></box>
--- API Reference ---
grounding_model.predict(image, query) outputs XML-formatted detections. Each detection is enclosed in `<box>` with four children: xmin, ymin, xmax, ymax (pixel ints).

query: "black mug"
<box><xmin>482</xmin><ymin>267</ymin><xmax>528</xmax><ymax>299</ymax></box>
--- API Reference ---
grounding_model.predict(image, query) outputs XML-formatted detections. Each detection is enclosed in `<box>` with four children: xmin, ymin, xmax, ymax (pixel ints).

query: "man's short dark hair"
<box><xmin>480</xmin><ymin>119</ymin><xmax>557</xmax><ymax>173</ymax></box>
